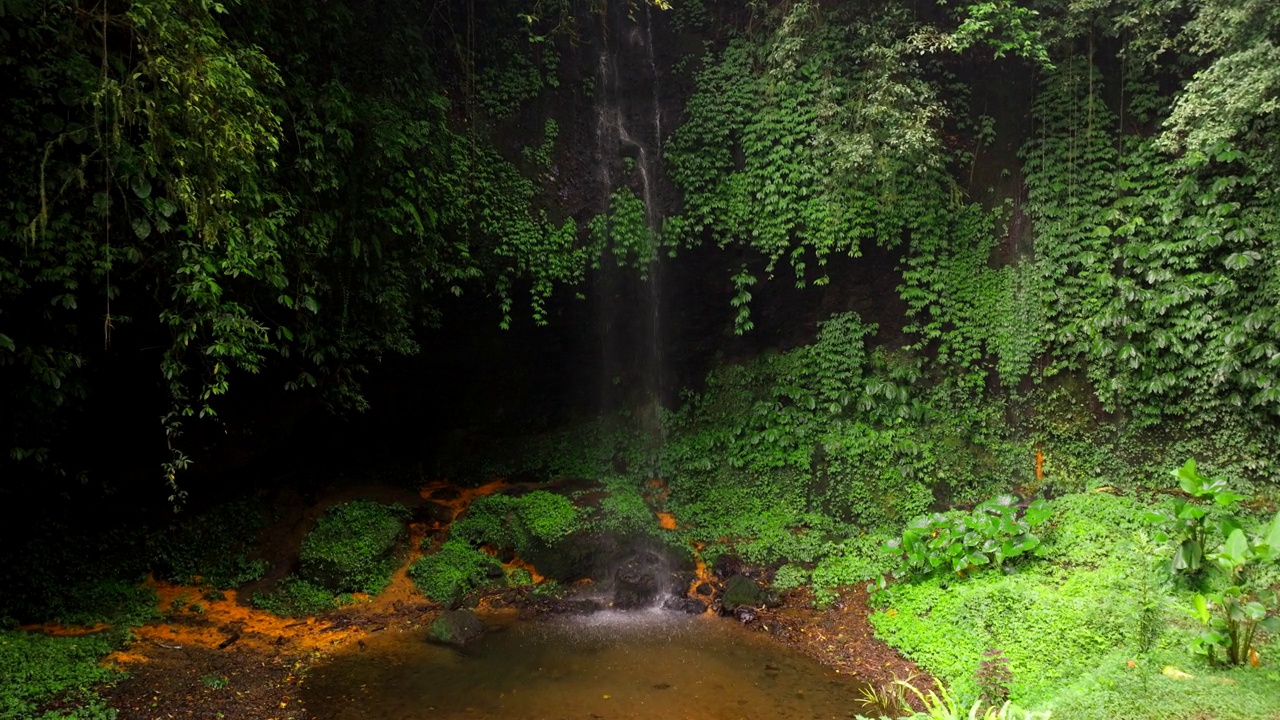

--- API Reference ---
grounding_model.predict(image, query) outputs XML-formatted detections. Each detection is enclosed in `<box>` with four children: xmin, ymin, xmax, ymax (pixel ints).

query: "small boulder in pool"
<box><xmin>428</xmin><ymin>609</ymin><xmax>485</xmax><ymax>647</ymax></box>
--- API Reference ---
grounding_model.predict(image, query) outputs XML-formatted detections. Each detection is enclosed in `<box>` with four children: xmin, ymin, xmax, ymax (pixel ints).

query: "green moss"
<box><xmin>249</xmin><ymin>578</ymin><xmax>340</xmax><ymax>617</ymax></box>
<box><xmin>452</xmin><ymin>491</ymin><xmax>580</xmax><ymax>558</ymax></box>
<box><xmin>299</xmin><ymin>500</ymin><xmax>409</xmax><ymax>595</ymax></box>
<box><xmin>409</xmin><ymin>539</ymin><xmax>503</xmax><ymax>605</ymax></box>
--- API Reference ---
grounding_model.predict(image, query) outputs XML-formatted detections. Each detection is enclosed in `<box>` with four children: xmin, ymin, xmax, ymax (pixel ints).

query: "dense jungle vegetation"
<box><xmin>3</xmin><ymin>0</ymin><xmax>1280</xmax><ymax>718</ymax></box>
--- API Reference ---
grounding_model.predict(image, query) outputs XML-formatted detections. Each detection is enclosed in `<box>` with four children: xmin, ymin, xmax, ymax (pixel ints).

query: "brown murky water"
<box><xmin>304</xmin><ymin>609</ymin><xmax>876</xmax><ymax>720</ymax></box>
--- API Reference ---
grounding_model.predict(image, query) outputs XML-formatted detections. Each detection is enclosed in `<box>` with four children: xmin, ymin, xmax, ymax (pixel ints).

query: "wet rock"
<box><xmin>695</xmin><ymin>582</ymin><xmax>713</xmax><ymax>596</ymax></box>
<box><xmin>712</xmin><ymin>554</ymin><xmax>744</xmax><ymax>580</ymax></box>
<box><xmin>612</xmin><ymin>552</ymin><xmax>665</xmax><ymax>609</ymax></box>
<box><xmin>719</xmin><ymin>574</ymin><xmax>764</xmax><ymax>613</ymax></box>
<box><xmin>733</xmin><ymin>606</ymin><xmax>758</xmax><ymax>624</ymax></box>
<box><xmin>552</xmin><ymin>598</ymin><xmax>603</xmax><ymax>615</ymax></box>
<box><xmin>662</xmin><ymin>596</ymin><xmax>707</xmax><ymax>614</ymax></box>
<box><xmin>427</xmin><ymin>610</ymin><xmax>485</xmax><ymax>647</ymax></box>
<box><xmin>671</xmin><ymin>570</ymin><xmax>696</xmax><ymax>592</ymax></box>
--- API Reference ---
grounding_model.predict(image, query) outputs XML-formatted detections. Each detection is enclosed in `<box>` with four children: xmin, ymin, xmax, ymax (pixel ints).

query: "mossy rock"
<box><xmin>719</xmin><ymin>574</ymin><xmax>764</xmax><ymax>612</ymax></box>
<box><xmin>427</xmin><ymin>609</ymin><xmax>485</xmax><ymax>646</ymax></box>
<box><xmin>300</xmin><ymin>500</ymin><xmax>409</xmax><ymax>594</ymax></box>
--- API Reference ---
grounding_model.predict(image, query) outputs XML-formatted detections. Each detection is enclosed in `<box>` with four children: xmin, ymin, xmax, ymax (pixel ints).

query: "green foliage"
<box><xmin>770</xmin><ymin>564</ymin><xmax>810</xmax><ymax>592</ymax></box>
<box><xmin>1045</xmin><ymin>646</ymin><xmax>1280</xmax><ymax>720</ymax></box>
<box><xmin>250</xmin><ymin>577</ymin><xmax>340</xmax><ymax>617</ymax></box>
<box><xmin>0</xmin><ymin>520</ymin><xmax>156</xmax><ymax>626</ymax></box>
<box><xmin>0</xmin><ymin>0</ymin><xmax>591</xmax><ymax>491</ymax></box>
<box><xmin>855</xmin><ymin>678</ymin><xmax>1051</xmax><ymax>720</ymax></box>
<box><xmin>587</xmin><ymin>476</ymin><xmax>660</xmax><ymax>539</ymax></box>
<box><xmin>871</xmin><ymin>488</ymin><xmax>1280</xmax><ymax>716</ymax></box>
<box><xmin>408</xmin><ymin>539</ymin><xmax>502</xmax><ymax>605</ymax></box>
<box><xmin>451</xmin><ymin>490</ymin><xmax>580</xmax><ymax>558</ymax></box>
<box><xmin>1144</xmin><ymin>459</ymin><xmax>1246</xmax><ymax>581</ymax></box>
<box><xmin>299</xmin><ymin>501</ymin><xmax>409</xmax><ymax>595</ymax></box>
<box><xmin>663</xmin><ymin>2</ymin><xmax>952</xmax><ymax>290</ymax></box>
<box><xmin>589</xmin><ymin>189</ymin><xmax>657</xmax><ymax>275</ymax></box>
<box><xmin>151</xmin><ymin>499</ymin><xmax>267</xmax><ymax>588</ymax></box>
<box><xmin>1034</xmin><ymin>492</ymin><xmax>1148</xmax><ymax>568</ymax></box>
<box><xmin>0</xmin><ymin>629</ymin><xmax>119</xmax><ymax>720</ymax></box>
<box><xmin>884</xmin><ymin>496</ymin><xmax>1050</xmax><ymax>583</ymax></box>
<box><xmin>872</xmin><ymin>556</ymin><xmax>1150</xmax><ymax>705</ymax></box>
<box><xmin>812</xmin><ymin>531</ymin><xmax>899</xmax><ymax>606</ymax></box>
<box><xmin>1136</xmin><ymin>459</ymin><xmax>1280</xmax><ymax>666</ymax></box>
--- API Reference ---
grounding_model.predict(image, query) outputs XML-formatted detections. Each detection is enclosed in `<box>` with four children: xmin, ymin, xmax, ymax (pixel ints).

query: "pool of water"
<box><xmin>303</xmin><ymin>609</ymin><xmax>876</xmax><ymax>720</ymax></box>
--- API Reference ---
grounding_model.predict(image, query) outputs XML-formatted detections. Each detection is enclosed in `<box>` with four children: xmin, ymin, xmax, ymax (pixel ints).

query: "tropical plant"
<box><xmin>853</xmin><ymin>678</ymin><xmax>1052</xmax><ymax>720</ymax></box>
<box><xmin>1143</xmin><ymin>459</ymin><xmax>1246</xmax><ymax>582</ymax></box>
<box><xmin>1188</xmin><ymin>509</ymin><xmax>1280</xmax><ymax>666</ymax></box>
<box><xmin>883</xmin><ymin>496</ymin><xmax>1051</xmax><ymax>584</ymax></box>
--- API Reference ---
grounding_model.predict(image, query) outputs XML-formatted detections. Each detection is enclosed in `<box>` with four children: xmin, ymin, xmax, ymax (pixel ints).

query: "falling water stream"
<box><xmin>303</xmin><ymin>610</ymin><xmax>876</xmax><ymax>720</ymax></box>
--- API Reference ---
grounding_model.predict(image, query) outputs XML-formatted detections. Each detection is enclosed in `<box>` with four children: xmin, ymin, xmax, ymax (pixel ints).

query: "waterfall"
<box><xmin>592</xmin><ymin>4</ymin><xmax>666</xmax><ymax>468</ymax></box>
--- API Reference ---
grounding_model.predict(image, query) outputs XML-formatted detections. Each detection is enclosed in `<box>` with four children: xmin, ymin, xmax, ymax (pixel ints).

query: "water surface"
<box><xmin>304</xmin><ymin>609</ymin><xmax>874</xmax><ymax>720</ymax></box>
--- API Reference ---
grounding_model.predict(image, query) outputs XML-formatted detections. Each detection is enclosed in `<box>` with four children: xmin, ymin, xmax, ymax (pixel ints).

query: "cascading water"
<box><xmin>590</xmin><ymin>4</ymin><xmax>680</xmax><ymax>612</ymax></box>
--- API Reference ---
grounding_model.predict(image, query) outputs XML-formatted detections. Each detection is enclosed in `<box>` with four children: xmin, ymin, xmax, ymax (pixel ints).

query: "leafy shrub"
<box><xmin>771</xmin><ymin>564</ymin><xmax>810</xmax><ymax>592</ymax></box>
<box><xmin>0</xmin><ymin>521</ymin><xmax>152</xmax><ymax>625</ymax></box>
<box><xmin>409</xmin><ymin>539</ymin><xmax>503</xmax><ymax>605</ymax></box>
<box><xmin>587</xmin><ymin>477</ymin><xmax>658</xmax><ymax>538</ymax></box>
<box><xmin>975</xmin><ymin>647</ymin><xmax>1013</xmax><ymax>709</ymax></box>
<box><xmin>884</xmin><ymin>496</ymin><xmax>1051</xmax><ymax>583</ymax></box>
<box><xmin>0</xmin><ymin>629</ymin><xmax>119</xmax><ymax>720</ymax></box>
<box><xmin>151</xmin><ymin>498</ymin><xmax>267</xmax><ymax>588</ymax></box>
<box><xmin>250</xmin><ymin>578</ymin><xmax>339</xmax><ymax>617</ymax></box>
<box><xmin>812</xmin><ymin>531</ymin><xmax>898</xmax><ymax>606</ymax></box>
<box><xmin>299</xmin><ymin>500</ymin><xmax>410</xmax><ymax>594</ymax></box>
<box><xmin>451</xmin><ymin>491</ymin><xmax>580</xmax><ymax>557</ymax></box>
<box><xmin>1144</xmin><ymin>458</ymin><xmax>1246</xmax><ymax>582</ymax></box>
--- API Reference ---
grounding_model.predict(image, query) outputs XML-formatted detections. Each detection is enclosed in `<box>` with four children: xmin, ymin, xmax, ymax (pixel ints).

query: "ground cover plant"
<box><xmin>0</xmin><ymin>629</ymin><xmax>121</xmax><ymax>720</ymax></box>
<box><xmin>867</xmin><ymin>469</ymin><xmax>1280</xmax><ymax>718</ymax></box>
<box><xmin>251</xmin><ymin>499</ymin><xmax>408</xmax><ymax>616</ymax></box>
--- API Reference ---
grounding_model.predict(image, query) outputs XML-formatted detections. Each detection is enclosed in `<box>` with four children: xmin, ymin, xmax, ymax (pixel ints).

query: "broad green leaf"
<box><xmin>1024</xmin><ymin>499</ymin><xmax>1051</xmax><ymax>526</ymax></box>
<box><xmin>1194</xmin><ymin>594</ymin><xmax>1210</xmax><ymax>624</ymax></box>
<box><xmin>1173</xmin><ymin>540</ymin><xmax>1202</xmax><ymax>571</ymax></box>
<box><xmin>1142</xmin><ymin>510</ymin><xmax>1168</xmax><ymax>525</ymax></box>
<box><xmin>1264</xmin><ymin>510</ymin><xmax>1280</xmax><ymax>551</ymax></box>
<box><xmin>1218</xmin><ymin>516</ymin><xmax>1243</xmax><ymax>541</ymax></box>
<box><xmin>1213</xmin><ymin>491</ymin><xmax>1245</xmax><ymax>507</ymax></box>
<box><xmin>1176</xmin><ymin>503</ymin><xmax>1206</xmax><ymax>521</ymax></box>
<box><xmin>1175</xmin><ymin>458</ymin><xmax>1201</xmax><ymax>494</ymax></box>
<box><xmin>1221</xmin><ymin>529</ymin><xmax>1249</xmax><ymax>567</ymax></box>
<box><xmin>131</xmin><ymin>174</ymin><xmax>152</xmax><ymax>199</ymax></box>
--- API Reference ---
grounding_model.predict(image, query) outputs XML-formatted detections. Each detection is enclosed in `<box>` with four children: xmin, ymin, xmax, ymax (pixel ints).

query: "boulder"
<box><xmin>719</xmin><ymin>574</ymin><xmax>764</xmax><ymax>613</ymax></box>
<box><xmin>427</xmin><ymin>609</ymin><xmax>485</xmax><ymax>647</ymax></box>
<box><xmin>712</xmin><ymin>553</ymin><xmax>744</xmax><ymax>579</ymax></box>
<box><xmin>663</xmin><ymin>596</ymin><xmax>708</xmax><ymax>614</ymax></box>
<box><xmin>612</xmin><ymin>552</ymin><xmax>666</xmax><ymax>609</ymax></box>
